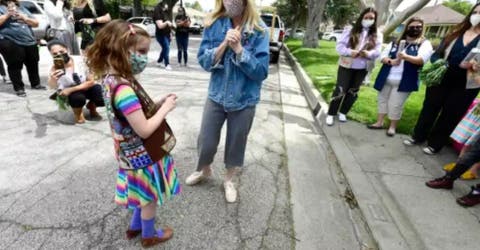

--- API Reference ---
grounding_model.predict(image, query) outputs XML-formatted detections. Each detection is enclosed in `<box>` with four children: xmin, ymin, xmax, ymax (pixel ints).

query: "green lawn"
<box><xmin>286</xmin><ymin>39</ymin><xmax>426</xmax><ymax>135</ymax></box>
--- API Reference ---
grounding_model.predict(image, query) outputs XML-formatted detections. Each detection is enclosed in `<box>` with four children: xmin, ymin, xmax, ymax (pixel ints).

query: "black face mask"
<box><xmin>61</xmin><ymin>53</ymin><xmax>70</xmax><ymax>64</ymax></box>
<box><xmin>406</xmin><ymin>27</ymin><xmax>422</xmax><ymax>38</ymax></box>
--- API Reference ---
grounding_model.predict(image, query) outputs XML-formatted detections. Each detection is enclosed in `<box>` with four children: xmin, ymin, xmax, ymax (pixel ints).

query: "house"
<box><xmin>414</xmin><ymin>4</ymin><xmax>465</xmax><ymax>37</ymax></box>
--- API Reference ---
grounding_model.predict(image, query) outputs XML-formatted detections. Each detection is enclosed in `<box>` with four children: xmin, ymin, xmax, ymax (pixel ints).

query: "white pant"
<box><xmin>377</xmin><ymin>79</ymin><xmax>411</xmax><ymax>120</ymax></box>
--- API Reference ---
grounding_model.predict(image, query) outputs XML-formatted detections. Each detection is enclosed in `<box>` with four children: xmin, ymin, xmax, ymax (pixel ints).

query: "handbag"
<box><xmin>111</xmin><ymin>78</ymin><xmax>176</xmax><ymax>167</ymax></box>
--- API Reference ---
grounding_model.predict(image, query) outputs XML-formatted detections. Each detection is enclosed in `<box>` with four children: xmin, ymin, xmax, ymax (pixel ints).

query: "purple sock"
<box><xmin>141</xmin><ymin>218</ymin><xmax>164</xmax><ymax>238</ymax></box>
<box><xmin>129</xmin><ymin>208</ymin><xmax>141</xmax><ymax>230</ymax></box>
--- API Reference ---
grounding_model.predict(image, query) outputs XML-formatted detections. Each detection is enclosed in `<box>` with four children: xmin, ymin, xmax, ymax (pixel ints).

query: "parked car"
<box><xmin>285</xmin><ymin>28</ymin><xmax>304</xmax><ymax>39</ymax></box>
<box><xmin>322</xmin><ymin>29</ymin><xmax>343</xmax><ymax>42</ymax></box>
<box><xmin>19</xmin><ymin>0</ymin><xmax>50</xmax><ymax>41</ymax></box>
<box><xmin>260</xmin><ymin>13</ymin><xmax>284</xmax><ymax>64</ymax></box>
<box><xmin>189</xmin><ymin>22</ymin><xmax>203</xmax><ymax>34</ymax></box>
<box><xmin>127</xmin><ymin>17</ymin><xmax>156</xmax><ymax>37</ymax></box>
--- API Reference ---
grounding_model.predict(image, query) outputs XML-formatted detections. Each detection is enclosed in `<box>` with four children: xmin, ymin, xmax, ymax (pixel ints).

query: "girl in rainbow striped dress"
<box><xmin>85</xmin><ymin>20</ymin><xmax>180</xmax><ymax>248</ymax></box>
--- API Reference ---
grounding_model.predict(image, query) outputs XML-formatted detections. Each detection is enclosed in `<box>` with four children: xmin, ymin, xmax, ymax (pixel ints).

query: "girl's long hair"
<box><xmin>440</xmin><ymin>3</ymin><xmax>480</xmax><ymax>54</ymax></box>
<box><xmin>205</xmin><ymin>0</ymin><xmax>264</xmax><ymax>32</ymax></box>
<box><xmin>85</xmin><ymin>19</ymin><xmax>150</xmax><ymax>80</ymax></box>
<box><xmin>0</xmin><ymin>0</ymin><xmax>18</xmax><ymax>6</ymax></box>
<box><xmin>349</xmin><ymin>7</ymin><xmax>378</xmax><ymax>50</ymax></box>
<box><xmin>396</xmin><ymin>16</ymin><xmax>425</xmax><ymax>44</ymax></box>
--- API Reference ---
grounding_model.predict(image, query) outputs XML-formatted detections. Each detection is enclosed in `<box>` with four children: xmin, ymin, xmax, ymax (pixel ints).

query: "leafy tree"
<box><xmin>273</xmin><ymin>0</ymin><xmax>307</xmax><ymax>29</ymax></box>
<box><xmin>324</xmin><ymin>0</ymin><xmax>360</xmax><ymax>29</ymax></box>
<box><xmin>443</xmin><ymin>0</ymin><xmax>473</xmax><ymax>15</ymax></box>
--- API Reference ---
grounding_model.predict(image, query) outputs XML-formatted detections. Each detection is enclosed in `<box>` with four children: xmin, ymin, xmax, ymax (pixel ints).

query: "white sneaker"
<box><xmin>165</xmin><ymin>65</ymin><xmax>172</xmax><ymax>71</ymax></box>
<box><xmin>156</xmin><ymin>62</ymin><xmax>164</xmax><ymax>68</ymax></box>
<box><xmin>185</xmin><ymin>170</ymin><xmax>211</xmax><ymax>186</ymax></box>
<box><xmin>224</xmin><ymin>181</ymin><xmax>237</xmax><ymax>203</ymax></box>
<box><xmin>338</xmin><ymin>113</ymin><xmax>347</xmax><ymax>122</ymax></box>
<box><xmin>325</xmin><ymin>115</ymin><xmax>334</xmax><ymax>126</ymax></box>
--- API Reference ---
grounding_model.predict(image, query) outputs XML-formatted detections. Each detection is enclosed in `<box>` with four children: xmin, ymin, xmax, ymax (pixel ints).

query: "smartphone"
<box><xmin>53</xmin><ymin>55</ymin><xmax>65</xmax><ymax>75</ymax></box>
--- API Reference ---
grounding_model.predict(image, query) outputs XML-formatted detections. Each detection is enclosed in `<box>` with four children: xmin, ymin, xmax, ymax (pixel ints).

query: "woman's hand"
<box><xmin>397</xmin><ymin>51</ymin><xmax>408</xmax><ymax>60</ymax></box>
<box><xmin>50</xmin><ymin>69</ymin><xmax>64</xmax><ymax>81</ymax></box>
<box><xmin>390</xmin><ymin>58</ymin><xmax>401</xmax><ymax>66</ymax></box>
<box><xmin>472</xmin><ymin>61</ymin><xmax>480</xmax><ymax>72</ymax></box>
<box><xmin>59</xmin><ymin>87</ymin><xmax>74</xmax><ymax>97</ymax></box>
<box><xmin>227</xmin><ymin>27</ymin><xmax>243</xmax><ymax>54</ymax></box>
<box><xmin>158</xmin><ymin>95</ymin><xmax>177</xmax><ymax>113</ymax></box>
<box><xmin>359</xmin><ymin>50</ymin><xmax>369</xmax><ymax>58</ymax></box>
<box><xmin>350</xmin><ymin>49</ymin><xmax>360</xmax><ymax>58</ymax></box>
<box><xmin>156</xmin><ymin>93</ymin><xmax>176</xmax><ymax>106</ymax></box>
<box><xmin>460</xmin><ymin>61</ymin><xmax>474</xmax><ymax>69</ymax></box>
<box><xmin>80</xmin><ymin>18</ymin><xmax>95</xmax><ymax>25</ymax></box>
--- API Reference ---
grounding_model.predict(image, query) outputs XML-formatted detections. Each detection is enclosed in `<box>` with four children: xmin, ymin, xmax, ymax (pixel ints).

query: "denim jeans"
<box><xmin>155</xmin><ymin>33</ymin><xmax>170</xmax><ymax>66</ymax></box>
<box><xmin>197</xmin><ymin>99</ymin><xmax>256</xmax><ymax>170</ymax></box>
<box><xmin>175</xmin><ymin>32</ymin><xmax>189</xmax><ymax>64</ymax></box>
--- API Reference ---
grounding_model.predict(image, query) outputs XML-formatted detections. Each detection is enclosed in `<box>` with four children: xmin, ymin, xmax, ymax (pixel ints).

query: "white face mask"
<box><xmin>362</xmin><ymin>19</ymin><xmax>375</xmax><ymax>28</ymax></box>
<box><xmin>471</xmin><ymin>14</ymin><xmax>480</xmax><ymax>27</ymax></box>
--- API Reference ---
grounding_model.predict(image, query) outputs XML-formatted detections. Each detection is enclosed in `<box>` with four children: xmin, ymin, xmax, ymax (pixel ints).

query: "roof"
<box><xmin>414</xmin><ymin>4</ymin><xmax>465</xmax><ymax>25</ymax></box>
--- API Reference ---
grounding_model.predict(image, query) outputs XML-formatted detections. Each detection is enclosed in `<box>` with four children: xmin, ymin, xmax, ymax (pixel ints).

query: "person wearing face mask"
<box><xmin>184</xmin><ymin>0</ymin><xmax>269</xmax><ymax>203</ymax></box>
<box><xmin>325</xmin><ymin>7</ymin><xmax>383</xmax><ymax>126</ymax></box>
<box><xmin>404</xmin><ymin>4</ymin><xmax>480</xmax><ymax>155</ymax></box>
<box><xmin>86</xmin><ymin>21</ymin><xmax>180</xmax><ymax>247</ymax></box>
<box><xmin>153</xmin><ymin>1</ymin><xmax>173</xmax><ymax>70</ymax></box>
<box><xmin>174</xmin><ymin>6</ymin><xmax>190</xmax><ymax>67</ymax></box>
<box><xmin>47</xmin><ymin>39</ymin><xmax>104</xmax><ymax>124</ymax></box>
<box><xmin>367</xmin><ymin>17</ymin><xmax>433</xmax><ymax>136</ymax></box>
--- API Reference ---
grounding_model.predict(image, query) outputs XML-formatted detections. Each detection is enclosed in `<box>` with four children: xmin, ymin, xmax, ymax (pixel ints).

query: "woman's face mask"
<box><xmin>130</xmin><ymin>52</ymin><xmax>148</xmax><ymax>75</ymax></box>
<box><xmin>406</xmin><ymin>24</ymin><xmax>423</xmax><ymax>38</ymax></box>
<box><xmin>223</xmin><ymin>0</ymin><xmax>245</xmax><ymax>18</ymax></box>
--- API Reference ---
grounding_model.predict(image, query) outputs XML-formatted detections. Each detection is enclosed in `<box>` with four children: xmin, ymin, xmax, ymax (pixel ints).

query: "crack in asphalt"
<box><xmin>0</xmin><ymin>137</ymin><xmax>108</xmax><ymax>219</ymax></box>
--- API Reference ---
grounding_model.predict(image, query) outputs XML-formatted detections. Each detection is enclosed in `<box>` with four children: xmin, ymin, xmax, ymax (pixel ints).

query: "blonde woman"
<box><xmin>72</xmin><ymin>0</ymin><xmax>110</xmax><ymax>50</ymax></box>
<box><xmin>185</xmin><ymin>0</ymin><xmax>270</xmax><ymax>203</ymax></box>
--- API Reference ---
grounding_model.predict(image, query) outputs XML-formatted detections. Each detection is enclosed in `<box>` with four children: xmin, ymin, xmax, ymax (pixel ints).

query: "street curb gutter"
<box><xmin>283</xmin><ymin>46</ymin><xmax>411</xmax><ymax>250</ymax></box>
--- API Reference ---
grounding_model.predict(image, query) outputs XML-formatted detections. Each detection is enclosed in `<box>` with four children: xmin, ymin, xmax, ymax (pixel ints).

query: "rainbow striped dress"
<box><xmin>451</xmin><ymin>101</ymin><xmax>480</xmax><ymax>147</ymax></box>
<box><xmin>102</xmin><ymin>76</ymin><xmax>181</xmax><ymax>209</ymax></box>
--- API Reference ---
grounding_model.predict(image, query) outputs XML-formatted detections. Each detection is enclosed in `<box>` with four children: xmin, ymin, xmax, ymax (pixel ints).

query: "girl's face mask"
<box><xmin>130</xmin><ymin>52</ymin><xmax>148</xmax><ymax>75</ymax></box>
<box><xmin>223</xmin><ymin>0</ymin><xmax>245</xmax><ymax>18</ymax></box>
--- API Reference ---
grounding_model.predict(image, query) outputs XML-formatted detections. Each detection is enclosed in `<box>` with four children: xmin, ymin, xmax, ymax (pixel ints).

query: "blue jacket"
<box><xmin>374</xmin><ymin>42</ymin><xmax>423</xmax><ymax>92</ymax></box>
<box><xmin>197</xmin><ymin>17</ymin><xmax>270</xmax><ymax>111</ymax></box>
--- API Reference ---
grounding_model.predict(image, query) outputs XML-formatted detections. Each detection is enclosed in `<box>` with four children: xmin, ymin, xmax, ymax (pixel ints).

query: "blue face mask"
<box><xmin>130</xmin><ymin>53</ymin><xmax>148</xmax><ymax>75</ymax></box>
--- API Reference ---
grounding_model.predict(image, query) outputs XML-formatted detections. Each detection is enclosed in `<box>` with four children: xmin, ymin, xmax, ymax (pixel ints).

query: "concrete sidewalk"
<box><xmin>284</xmin><ymin>46</ymin><xmax>480</xmax><ymax>250</ymax></box>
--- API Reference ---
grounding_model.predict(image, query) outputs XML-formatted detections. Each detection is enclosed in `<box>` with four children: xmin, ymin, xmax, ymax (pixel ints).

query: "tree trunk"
<box><xmin>375</xmin><ymin>0</ymin><xmax>392</xmax><ymax>25</ymax></box>
<box><xmin>133</xmin><ymin>0</ymin><xmax>142</xmax><ymax>17</ymax></box>
<box><xmin>303</xmin><ymin>0</ymin><xmax>327</xmax><ymax>48</ymax></box>
<box><xmin>382</xmin><ymin>0</ymin><xmax>430</xmax><ymax>38</ymax></box>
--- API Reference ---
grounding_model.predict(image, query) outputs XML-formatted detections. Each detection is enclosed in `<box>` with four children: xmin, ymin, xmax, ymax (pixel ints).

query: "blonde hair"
<box><xmin>205</xmin><ymin>0</ymin><xmax>264</xmax><ymax>32</ymax></box>
<box><xmin>85</xmin><ymin>20</ymin><xmax>150</xmax><ymax>80</ymax></box>
<box><xmin>72</xmin><ymin>0</ymin><xmax>97</xmax><ymax>16</ymax></box>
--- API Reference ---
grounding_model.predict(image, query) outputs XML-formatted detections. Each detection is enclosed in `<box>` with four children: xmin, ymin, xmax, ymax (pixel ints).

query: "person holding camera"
<box><xmin>153</xmin><ymin>1</ymin><xmax>173</xmax><ymax>70</ymax></box>
<box><xmin>0</xmin><ymin>0</ymin><xmax>46</xmax><ymax>97</ymax></box>
<box><xmin>325</xmin><ymin>7</ymin><xmax>382</xmax><ymax>126</ymax></box>
<box><xmin>47</xmin><ymin>40</ymin><xmax>104</xmax><ymax>124</ymax></box>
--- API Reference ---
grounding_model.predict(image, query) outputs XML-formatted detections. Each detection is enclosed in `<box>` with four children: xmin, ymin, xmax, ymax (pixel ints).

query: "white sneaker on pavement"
<box><xmin>156</xmin><ymin>62</ymin><xmax>164</xmax><ymax>68</ymax></box>
<box><xmin>185</xmin><ymin>170</ymin><xmax>211</xmax><ymax>186</ymax></box>
<box><xmin>224</xmin><ymin>181</ymin><xmax>237</xmax><ymax>203</ymax></box>
<box><xmin>165</xmin><ymin>65</ymin><xmax>172</xmax><ymax>71</ymax></box>
<box><xmin>326</xmin><ymin>115</ymin><xmax>334</xmax><ymax>126</ymax></box>
<box><xmin>338</xmin><ymin>113</ymin><xmax>347</xmax><ymax>122</ymax></box>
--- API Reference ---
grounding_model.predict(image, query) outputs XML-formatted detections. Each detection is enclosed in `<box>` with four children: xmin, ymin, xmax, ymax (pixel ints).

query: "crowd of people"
<box><xmin>2</xmin><ymin>0</ymin><xmax>480</xmax><ymax>247</ymax></box>
<box><xmin>327</xmin><ymin>5</ymin><xmax>480</xmax><ymax>209</ymax></box>
<box><xmin>2</xmin><ymin>0</ymin><xmax>268</xmax><ymax>247</ymax></box>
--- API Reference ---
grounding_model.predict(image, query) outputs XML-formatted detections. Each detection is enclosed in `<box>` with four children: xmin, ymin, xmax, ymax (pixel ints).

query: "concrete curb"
<box><xmin>283</xmin><ymin>45</ymin><xmax>412</xmax><ymax>250</ymax></box>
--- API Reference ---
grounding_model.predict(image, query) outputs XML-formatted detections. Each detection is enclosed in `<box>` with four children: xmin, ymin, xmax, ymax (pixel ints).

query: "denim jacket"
<box><xmin>197</xmin><ymin>17</ymin><xmax>270</xmax><ymax>112</ymax></box>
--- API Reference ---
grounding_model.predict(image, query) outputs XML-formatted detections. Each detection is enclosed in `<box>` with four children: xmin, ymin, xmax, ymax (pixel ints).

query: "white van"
<box><xmin>260</xmin><ymin>13</ymin><xmax>285</xmax><ymax>64</ymax></box>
